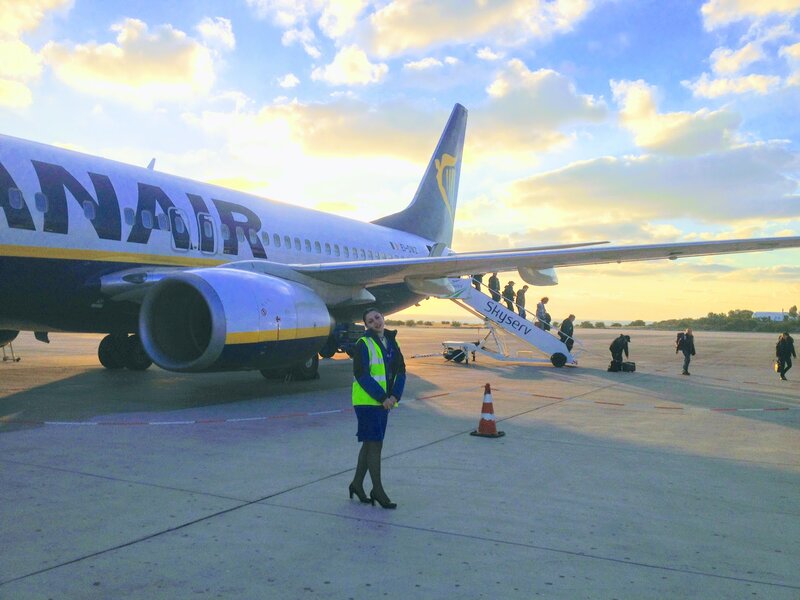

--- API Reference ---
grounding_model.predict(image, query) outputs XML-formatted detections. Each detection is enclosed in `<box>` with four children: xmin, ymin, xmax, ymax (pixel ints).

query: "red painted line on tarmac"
<box><xmin>595</xmin><ymin>401</ymin><xmax>625</xmax><ymax>406</ymax></box>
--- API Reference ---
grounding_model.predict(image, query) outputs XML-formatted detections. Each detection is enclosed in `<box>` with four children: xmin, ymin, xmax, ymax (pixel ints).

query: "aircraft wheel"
<box><xmin>550</xmin><ymin>352</ymin><xmax>567</xmax><ymax>368</ymax></box>
<box><xmin>291</xmin><ymin>354</ymin><xmax>320</xmax><ymax>381</ymax></box>
<box><xmin>98</xmin><ymin>335</ymin><xmax>126</xmax><ymax>369</ymax></box>
<box><xmin>124</xmin><ymin>334</ymin><xmax>153</xmax><ymax>371</ymax></box>
<box><xmin>260</xmin><ymin>368</ymin><xmax>289</xmax><ymax>381</ymax></box>
<box><xmin>318</xmin><ymin>336</ymin><xmax>337</xmax><ymax>359</ymax></box>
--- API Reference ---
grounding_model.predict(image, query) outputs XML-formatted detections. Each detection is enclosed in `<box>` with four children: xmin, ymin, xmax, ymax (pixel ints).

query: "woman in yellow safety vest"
<box><xmin>349</xmin><ymin>308</ymin><xmax>406</xmax><ymax>509</ymax></box>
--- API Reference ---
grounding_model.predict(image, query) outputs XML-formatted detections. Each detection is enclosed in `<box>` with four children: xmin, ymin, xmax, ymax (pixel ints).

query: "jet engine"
<box><xmin>139</xmin><ymin>268</ymin><xmax>332</xmax><ymax>372</ymax></box>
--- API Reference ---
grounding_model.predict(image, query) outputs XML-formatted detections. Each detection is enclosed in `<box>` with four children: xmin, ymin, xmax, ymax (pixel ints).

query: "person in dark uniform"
<box><xmin>488</xmin><ymin>272</ymin><xmax>501</xmax><ymax>302</ymax></box>
<box><xmin>675</xmin><ymin>328</ymin><xmax>696</xmax><ymax>375</ymax></box>
<box><xmin>776</xmin><ymin>332</ymin><xmax>796</xmax><ymax>381</ymax></box>
<box><xmin>471</xmin><ymin>273</ymin><xmax>485</xmax><ymax>291</ymax></box>
<box><xmin>515</xmin><ymin>285</ymin><xmax>529</xmax><ymax>318</ymax></box>
<box><xmin>502</xmin><ymin>281</ymin><xmax>516</xmax><ymax>311</ymax></box>
<box><xmin>349</xmin><ymin>308</ymin><xmax>406</xmax><ymax>509</ymax></box>
<box><xmin>609</xmin><ymin>334</ymin><xmax>630</xmax><ymax>364</ymax></box>
<box><xmin>559</xmin><ymin>314</ymin><xmax>576</xmax><ymax>351</ymax></box>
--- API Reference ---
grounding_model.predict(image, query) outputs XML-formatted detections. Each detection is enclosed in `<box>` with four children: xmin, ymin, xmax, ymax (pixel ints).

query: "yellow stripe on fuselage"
<box><xmin>225</xmin><ymin>326</ymin><xmax>330</xmax><ymax>345</ymax></box>
<box><xmin>0</xmin><ymin>244</ymin><xmax>228</xmax><ymax>268</ymax></box>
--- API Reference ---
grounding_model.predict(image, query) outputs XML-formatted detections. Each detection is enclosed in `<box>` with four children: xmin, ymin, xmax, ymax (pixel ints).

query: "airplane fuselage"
<box><xmin>0</xmin><ymin>134</ymin><xmax>428</xmax><ymax>333</ymax></box>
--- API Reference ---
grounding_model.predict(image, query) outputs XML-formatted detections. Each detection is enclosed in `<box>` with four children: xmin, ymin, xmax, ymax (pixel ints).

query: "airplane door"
<box><xmin>197</xmin><ymin>212</ymin><xmax>216</xmax><ymax>253</ymax></box>
<box><xmin>168</xmin><ymin>207</ymin><xmax>191</xmax><ymax>251</ymax></box>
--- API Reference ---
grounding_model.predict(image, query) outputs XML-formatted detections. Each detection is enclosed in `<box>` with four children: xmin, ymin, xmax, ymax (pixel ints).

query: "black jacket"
<box><xmin>677</xmin><ymin>333</ymin><xmax>696</xmax><ymax>356</ymax></box>
<box><xmin>502</xmin><ymin>284</ymin><xmax>515</xmax><ymax>302</ymax></box>
<box><xmin>776</xmin><ymin>335</ymin><xmax>796</xmax><ymax>359</ymax></box>
<box><xmin>559</xmin><ymin>318</ymin><xmax>574</xmax><ymax>338</ymax></box>
<box><xmin>609</xmin><ymin>335</ymin><xmax>629</xmax><ymax>358</ymax></box>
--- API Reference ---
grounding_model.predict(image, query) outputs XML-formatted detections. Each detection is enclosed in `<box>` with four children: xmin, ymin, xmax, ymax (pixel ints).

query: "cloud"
<box><xmin>476</xmin><ymin>46</ymin><xmax>504</xmax><ymax>61</ymax></box>
<box><xmin>311</xmin><ymin>44</ymin><xmax>388</xmax><ymax>85</ymax></box>
<box><xmin>701</xmin><ymin>0</ymin><xmax>800</xmax><ymax>30</ymax></box>
<box><xmin>0</xmin><ymin>0</ymin><xmax>71</xmax><ymax>108</ymax></box>
<box><xmin>318</xmin><ymin>0</ymin><xmax>369</xmax><ymax>38</ymax></box>
<box><xmin>196</xmin><ymin>17</ymin><xmax>235</xmax><ymax>50</ymax></box>
<box><xmin>682</xmin><ymin>72</ymin><xmax>782</xmax><ymax>97</ymax></box>
<box><xmin>278</xmin><ymin>73</ymin><xmax>300</xmax><ymax>88</ymax></box>
<box><xmin>245</xmin><ymin>0</ymin><xmax>312</xmax><ymax>28</ymax></box>
<box><xmin>42</xmin><ymin>18</ymin><xmax>219</xmax><ymax>106</ymax></box>
<box><xmin>403</xmin><ymin>57</ymin><xmax>443</xmax><ymax>70</ymax></box>
<box><xmin>612</xmin><ymin>79</ymin><xmax>741</xmax><ymax>155</ymax></box>
<box><xmin>471</xmin><ymin>61</ymin><xmax>607</xmax><ymax>155</ymax></box>
<box><xmin>360</xmin><ymin>0</ymin><xmax>597</xmax><ymax>57</ymax></box>
<box><xmin>282</xmin><ymin>26</ymin><xmax>321</xmax><ymax>58</ymax></box>
<box><xmin>781</xmin><ymin>41</ymin><xmax>800</xmax><ymax>85</ymax></box>
<box><xmin>0</xmin><ymin>0</ymin><xmax>71</xmax><ymax>37</ymax></box>
<box><xmin>710</xmin><ymin>42</ymin><xmax>764</xmax><ymax>74</ymax></box>
<box><xmin>0</xmin><ymin>78</ymin><xmax>33</xmax><ymax>108</ymax></box>
<box><xmin>506</xmin><ymin>142</ymin><xmax>800</xmax><ymax>223</ymax></box>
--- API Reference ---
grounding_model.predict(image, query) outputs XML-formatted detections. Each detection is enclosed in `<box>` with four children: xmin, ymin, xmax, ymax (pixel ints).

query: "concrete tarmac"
<box><xmin>1</xmin><ymin>328</ymin><xmax>798</xmax><ymax>599</ymax></box>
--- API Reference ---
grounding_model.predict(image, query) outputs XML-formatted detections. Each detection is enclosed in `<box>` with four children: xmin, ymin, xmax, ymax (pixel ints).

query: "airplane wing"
<box><xmin>291</xmin><ymin>236</ymin><xmax>800</xmax><ymax>287</ymax></box>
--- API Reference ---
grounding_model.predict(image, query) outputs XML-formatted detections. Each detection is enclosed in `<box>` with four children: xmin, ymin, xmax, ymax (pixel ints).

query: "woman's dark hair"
<box><xmin>362</xmin><ymin>307</ymin><xmax>381</xmax><ymax>323</ymax></box>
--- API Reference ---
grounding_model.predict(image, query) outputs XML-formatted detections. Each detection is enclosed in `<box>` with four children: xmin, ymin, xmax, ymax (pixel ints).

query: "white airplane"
<box><xmin>1</xmin><ymin>103</ymin><xmax>799</xmax><ymax>379</ymax></box>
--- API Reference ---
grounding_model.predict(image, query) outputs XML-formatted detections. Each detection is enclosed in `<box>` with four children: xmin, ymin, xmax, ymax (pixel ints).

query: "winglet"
<box><xmin>372</xmin><ymin>103</ymin><xmax>467</xmax><ymax>246</ymax></box>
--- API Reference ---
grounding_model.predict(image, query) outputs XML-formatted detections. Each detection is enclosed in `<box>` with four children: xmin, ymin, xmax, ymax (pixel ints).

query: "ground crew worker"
<box><xmin>349</xmin><ymin>308</ymin><xmax>406</xmax><ymax>509</ymax></box>
<box><xmin>609</xmin><ymin>334</ymin><xmax>630</xmax><ymax>365</ymax></box>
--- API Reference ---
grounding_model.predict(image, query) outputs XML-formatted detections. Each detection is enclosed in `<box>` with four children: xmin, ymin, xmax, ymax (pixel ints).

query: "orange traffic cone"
<box><xmin>470</xmin><ymin>383</ymin><xmax>505</xmax><ymax>438</ymax></box>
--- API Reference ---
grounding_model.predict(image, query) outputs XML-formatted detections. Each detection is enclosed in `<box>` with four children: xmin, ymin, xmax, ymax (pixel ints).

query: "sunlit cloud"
<box><xmin>476</xmin><ymin>46</ymin><xmax>504</xmax><ymax>61</ymax></box>
<box><xmin>311</xmin><ymin>44</ymin><xmax>388</xmax><ymax>85</ymax></box>
<box><xmin>0</xmin><ymin>79</ymin><xmax>33</xmax><ymax>108</ymax></box>
<box><xmin>318</xmin><ymin>0</ymin><xmax>369</xmax><ymax>38</ymax></box>
<box><xmin>473</xmin><ymin>61</ymin><xmax>606</xmax><ymax>156</ymax></box>
<box><xmin>0</xmin><ymin>0</ymin><xmax>71</xmax><ymax>108</ymax></box>
<box><xmin>196</xmin><ymin>17</ymin><xmax>236</xmax><ymax>50</ymax></box>
<box><xmin>278</xmin><ymin>73</ymin><xmax>300</xmax><ymax>88</ymax></box>
<box><xmin>612</xmin><ymin>79</ymin><xmax>741</xmax><ymax>155</ymax></box>
<box><xmin>701</xmin><ymin>0</ymin><xmax>800</xmax><ymax>30</ymax></box>
<box><xmin>403</xmin><ymin>57</ymin><xmax>443</xmax><ymax>70</ymax></box>
<box><xmin>42</xmin><ymin>18</ymin><xmax>221</xmax><ymax>106</ymax></box>
<box><xmin>282</xmin><ymin>26</ymin><xmax>321</xmax><ymax>58</ymax></box>
<box><xmin>360</xmin><ymin>0</ymin><xmax>598</xmax><ymax>57</ymax></box>
<box><xmin>710</xmin><ymin>42</ymin><xmax>764</xmax><ymax>74</ymax></box>
<box><xmin>506</xmin><ymin>142</ymin><xmax>800</xmax><ymax>222</ymax></box>
<box><xmin>682</xmin><ymin>72</ymin><xmax>782</xmax><ymax>98</ymax></box>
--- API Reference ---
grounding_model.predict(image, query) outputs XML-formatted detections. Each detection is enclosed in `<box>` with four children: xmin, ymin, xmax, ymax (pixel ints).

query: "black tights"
<box><xmin>351</xmin><ymin>440</ymin><xmax>390</xmax><ymax>501</ymax></box>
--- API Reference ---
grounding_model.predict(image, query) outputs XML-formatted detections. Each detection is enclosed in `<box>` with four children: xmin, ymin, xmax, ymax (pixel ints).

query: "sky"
<box><xmin>1</xmin><ymin>0</ymin><xmax>799</xmax><ymax>322</ymax></box>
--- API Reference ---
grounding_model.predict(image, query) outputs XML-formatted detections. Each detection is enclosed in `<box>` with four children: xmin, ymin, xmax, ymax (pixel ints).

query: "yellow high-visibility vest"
<box><xmin>352</xmin><ymin>336</ymin><xmax>387</xmax><ymax>406</ymax></box>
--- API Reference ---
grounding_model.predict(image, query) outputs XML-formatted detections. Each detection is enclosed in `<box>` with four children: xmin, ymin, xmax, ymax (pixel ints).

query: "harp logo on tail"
<box><xmin>435</xmin><ymin>153</ymin><xmax>458</xmax><ymax>219</ymax></box>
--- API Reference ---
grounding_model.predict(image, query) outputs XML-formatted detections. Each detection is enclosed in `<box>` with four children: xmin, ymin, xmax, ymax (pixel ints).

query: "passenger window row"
<box><xmin>6</xmin><ymin>187</ymin><xmax>402</xmax><ymax>260</ymax></box>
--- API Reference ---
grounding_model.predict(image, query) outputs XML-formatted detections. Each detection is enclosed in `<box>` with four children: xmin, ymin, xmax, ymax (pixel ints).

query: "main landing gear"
<box><xmin>98</xmin><ymin>334</ymin><xmax>153</xmax><ymax>371</ymax></box>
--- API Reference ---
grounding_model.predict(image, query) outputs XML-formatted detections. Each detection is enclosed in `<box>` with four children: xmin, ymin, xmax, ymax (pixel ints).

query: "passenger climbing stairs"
<box><xmin>440</xmin><ymin>277</ymin><xmax>580</xmax><ymax>367</ymax></box>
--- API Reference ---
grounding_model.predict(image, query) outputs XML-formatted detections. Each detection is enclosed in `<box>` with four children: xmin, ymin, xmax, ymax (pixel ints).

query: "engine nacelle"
<box><xmin>139</xmin><ymin>268</ymin><xmax>332</xmax><ymax>372</ymax></box>
<box><xmin>0</xmin><ymin>330</ymin><xmax>19</xmax><ymax>347</ymax></box>
<box><xmin>518</xmin><ymin>267</ymin><xmax>559</xmax><ymax>286</ymax></box>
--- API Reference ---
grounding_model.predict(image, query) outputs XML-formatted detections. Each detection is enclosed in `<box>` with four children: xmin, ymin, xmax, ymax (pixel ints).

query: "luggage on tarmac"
<box><xmin>621</xmin><ymin>361</ymin><xmax>636</xmax><ymax>372</ymax></box>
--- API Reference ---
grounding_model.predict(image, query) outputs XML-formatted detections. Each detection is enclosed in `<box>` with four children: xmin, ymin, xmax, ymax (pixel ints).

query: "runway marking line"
<box><xmin>2</xmin><ymin>383</ymin><xmax>797</xmax><ymax>427</ymax></box>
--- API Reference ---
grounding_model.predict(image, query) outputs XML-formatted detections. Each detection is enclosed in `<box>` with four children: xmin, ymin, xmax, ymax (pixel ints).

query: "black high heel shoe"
<box><xmin>349</xmin><ymin>483</ymin><xmax>372</xmax><ymax>504</ymax></box>
<box><xmin>370</xmin><ymin>489</ymin><xmax>397</xmax><ymax>509</ymax></box>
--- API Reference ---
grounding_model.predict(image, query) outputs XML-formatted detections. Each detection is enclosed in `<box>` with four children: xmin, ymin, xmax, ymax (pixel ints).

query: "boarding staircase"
<box><xmin>442</xmin><ymin>277</ymin><xmax>579</xmax><ymax>367</ymax></box>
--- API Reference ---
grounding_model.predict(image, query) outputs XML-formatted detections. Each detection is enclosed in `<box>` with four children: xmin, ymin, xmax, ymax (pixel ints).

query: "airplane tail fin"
<box><xmin>372</xmin><ymin>103</ymin><xmax>467</xmax><ymax>246</ymax></box>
